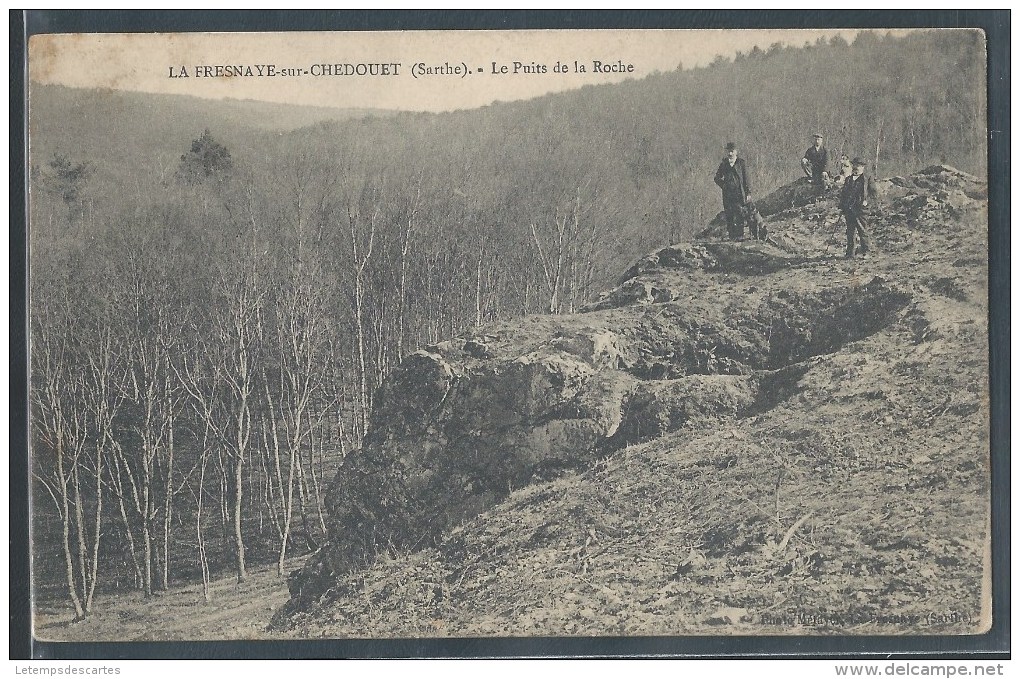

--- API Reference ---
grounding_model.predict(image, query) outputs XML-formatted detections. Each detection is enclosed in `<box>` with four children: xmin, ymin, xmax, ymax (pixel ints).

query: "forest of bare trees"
<box><xmin>28</xmin><ymin>30</ymin><xmax>987</xmax><ymax>619</ymax></box>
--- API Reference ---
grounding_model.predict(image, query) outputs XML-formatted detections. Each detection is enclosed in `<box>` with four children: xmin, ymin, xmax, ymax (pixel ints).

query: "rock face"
<box><xmin>282</xmin><ymin>164</ymin><xmax>989</xmax><ymax>631</ymax></box>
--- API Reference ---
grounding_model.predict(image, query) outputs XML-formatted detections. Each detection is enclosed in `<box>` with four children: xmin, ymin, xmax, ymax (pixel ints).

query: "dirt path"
<box><xmin>34</xmin><ymin>559</ymin><xmax>304</xmax><ymax>641</ymax></box>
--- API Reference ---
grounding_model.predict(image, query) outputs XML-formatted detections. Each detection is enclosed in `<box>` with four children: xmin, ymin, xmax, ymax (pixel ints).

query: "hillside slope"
<box><xmin>275</xmin><ymin>165</ymin><xmax>989</xmax><ymax>637</ymax></box>
<box><xmin>27</xmin><ymin>84</ymin><xmax>390</xmax><ymax>190</ymax></box>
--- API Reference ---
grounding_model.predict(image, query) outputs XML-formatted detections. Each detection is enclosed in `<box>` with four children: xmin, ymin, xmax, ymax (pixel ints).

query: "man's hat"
<box><xmin>851</xmin><ymin>157</ymin><xmax>866</xmax><ymax>167</ymax></box>
<box><xmin>725</xmin><ymin>142</ymin><xmax>737</xmax><ymax>151</ymax></box>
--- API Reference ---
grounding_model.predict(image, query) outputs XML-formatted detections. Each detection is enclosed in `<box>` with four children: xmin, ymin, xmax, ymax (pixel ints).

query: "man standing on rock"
<box><xmin>714</xmin><ymin>142</ymin><xmax>752</xmax><ymax>241</ymax></box>
<box><xmin>839</xmin><ymin>157</ymin><xmax>876</xmax><ymax>259</ymax></box>
<box><xmin>802</xmin><ymin>133</ymin><xmax>829</xmax><ymax>185</ymax></box>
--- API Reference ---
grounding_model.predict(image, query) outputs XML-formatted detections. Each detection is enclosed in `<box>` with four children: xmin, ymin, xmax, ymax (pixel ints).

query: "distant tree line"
<box><xmin>29</xmin><ymin>29</ymin><xmax>986</xmax><ymax>619</ymax></box>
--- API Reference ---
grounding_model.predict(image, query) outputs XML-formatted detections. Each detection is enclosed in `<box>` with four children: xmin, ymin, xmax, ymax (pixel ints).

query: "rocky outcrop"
<box><xmin>286</xmin><ymin>279</ymin><xmax>912</xmax><ymax>607</ymax></box>
<box><xmin>282</xmin><ymin>164</ymin><xmax>985</xmax><ymax>616</ymax></box>
<box><xmin>698</xmin><ymin>164</ymin><xmax>986</xmax><ymax>242</ymax></box>
<box><xmin>750</xmin><ymin>176</ymin><xmax>834</xmax><ymax>217</ymax></box>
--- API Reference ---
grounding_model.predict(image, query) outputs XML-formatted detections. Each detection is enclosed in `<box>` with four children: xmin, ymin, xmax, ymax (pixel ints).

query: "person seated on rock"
<box><xmin>801</xmin><ymin>133</ymin><xmax>829</xmax><ymax>186</ymax></box>
<box><xmin>713</xmin><ymin>142</ymin><xmax>752</xmax><ymax>241</ymax></box>
<box><xmin>839</xmin><ymin>157</ymin><xmax>877</xmax><ymax>259</ymax></box>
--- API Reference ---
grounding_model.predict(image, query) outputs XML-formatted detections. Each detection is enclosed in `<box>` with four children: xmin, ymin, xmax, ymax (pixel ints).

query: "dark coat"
<box><xmin>839</xmin><ymin>173</ymin><xmax>875</xmax><ymax>213</ymax></box>
<box><xmin>804</xmin><ymin>145</ymin><xmax>828</xmax><ymax>175</ymax></box>
<box><xmin>714</xmin><ymin>157</ymin><xmax>751</xmax><ymax>202</ymax></box>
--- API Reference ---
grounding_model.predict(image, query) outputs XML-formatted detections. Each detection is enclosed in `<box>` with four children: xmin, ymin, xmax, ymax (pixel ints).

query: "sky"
<box><xmin>24</xmin><ymin>29</ymin><xmax>914</xmax><ymax>113</ymax></box>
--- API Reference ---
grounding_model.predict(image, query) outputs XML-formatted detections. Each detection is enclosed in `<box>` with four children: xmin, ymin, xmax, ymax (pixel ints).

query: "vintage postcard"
<box><xmin>26</xmin><ymin>26</ymin><xmax>993</xmax><ymax>646</ymax></box>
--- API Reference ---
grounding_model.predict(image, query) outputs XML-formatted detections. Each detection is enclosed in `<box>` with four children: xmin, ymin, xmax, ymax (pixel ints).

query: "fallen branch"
<box><xmin>777</xmin><ymin>511</ymin><xmax>814</xmax><ymax>552</ymax></box>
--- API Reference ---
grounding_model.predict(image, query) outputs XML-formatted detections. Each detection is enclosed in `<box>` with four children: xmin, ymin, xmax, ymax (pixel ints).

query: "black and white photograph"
<box><xmin>22</xmin><ymin>22</ymin><xmax>998</xmax><ymax>648</ymax></box>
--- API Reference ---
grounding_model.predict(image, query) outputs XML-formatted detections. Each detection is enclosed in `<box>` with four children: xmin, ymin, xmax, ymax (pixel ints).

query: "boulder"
<box><xmin>288</xmin><ymin>330</ymin><xmax>640</xmax><ymax>604</ymax></box>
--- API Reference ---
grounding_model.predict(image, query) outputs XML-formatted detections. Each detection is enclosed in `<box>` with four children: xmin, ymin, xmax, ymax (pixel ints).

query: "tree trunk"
<box><xmin>196</xmin><ymin>473</ymin><xmax>211</xmax><ymax>602</ymax></box>
<box><xmin>262</xmin><ymin>411</ymin><xmax>285</xmax><ymax>540</ymax></box>
<box><xmin>397</xmin><ymin>238</ymin><xmax>409</xmax><ymax>362</ymax></box>
<box><xmin>140</xmin><ymin>454</ymin><xmax>154</xmax><ymax>600</ymax></box>
<box><xmin>161</xmin><ymin>425</ymin><xmax>175</xmax><ymax>591</ymax></box>
<box><xmin>57</xmin><ymin>439</ymin><xmax>86</xmax><ymax>621</ymax></box>
<box><xmin>217</xmin><ymin>449</ymin><xmax>230</xmax><ymax>549</ymax></box>
<box><xmin>475</xmin><ymin>249</ymin><xmax>484</xmax><ymax>326</ymax></box>
<box><xmin>875</xmin><ymin>118</ymin><xmax>884</xmax><ymax>177</ymax></box>
<box><xmin>233</xmin><ymin>455</ymin><xmax>246</xmax><ymax>583</ymax></box>
<box><xmin>278</xmin><ymin>434</ymin><xmax>298</xmax><ymax>577</ymax></box>
<box><xmin>354</xmin><ymin>281</ymin><xmax>370</xmax><ymax>440</ymax></box>
<box><xmin>295</xmin><ymin>453</ymin><xmax>314</xmax><ymax>550</ymax></box>
<box><xmin>71</xmin><ymin>462</ymin><xmax>89</xmax><ymax>609</ymax></box>
<box><xmin>309</xmin><ymin>421</ymin><xmax>328</xmax><ymax>535</ymax></box>
<box><xmin>85</xmin><ymin>448</ymin><xmax>103</xmax><ymax>612</ymax></box>
<box><xmin>195</xmin><ymin>424</ymin><xmax>213</xmax><ymax>602</ymax></box>
<box><xmin>112</xmin><ymin>459</ymin><xmax>143</xmax><ymax>590</ymax></box>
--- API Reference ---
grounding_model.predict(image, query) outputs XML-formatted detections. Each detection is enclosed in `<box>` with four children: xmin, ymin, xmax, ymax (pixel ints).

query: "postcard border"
<box><xmin>11</xmin><ymin>9</ymin><xmax>1010</xmax><ymax>660</ymax></box>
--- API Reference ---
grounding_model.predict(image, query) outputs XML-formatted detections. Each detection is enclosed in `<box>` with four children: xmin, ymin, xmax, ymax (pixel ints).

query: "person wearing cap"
<box><xmin>839</xmin><ymin>157</ymin><xmax>876</xmax><ymax>259</ymax></box>
<box><xmin>801</xmin><ymin>134</ymin><xmax>829</xmax><ymax>185</ymax></box>
<box><xmin>713</xmin><ymin>142</ymin><xmax>752</xmax><ymax>240</ymax></box>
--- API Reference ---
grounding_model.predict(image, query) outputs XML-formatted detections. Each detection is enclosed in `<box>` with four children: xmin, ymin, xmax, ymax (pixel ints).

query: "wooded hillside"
<box><xmin>28</xmin><ymin>29</ymin><xmax>987</xmax><ymax>620</ymax></box>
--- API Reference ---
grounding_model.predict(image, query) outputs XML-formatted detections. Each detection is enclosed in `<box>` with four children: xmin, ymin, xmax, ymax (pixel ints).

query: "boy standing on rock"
<box><xmin>714</xmin><ymin>142</ymin><xmax>752</xmax><ymax>241</ymax></box>
<box><xmin>839</xmin><ymin>157</ymin><xmax>876</xmax><ymax>259</ymax></box>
